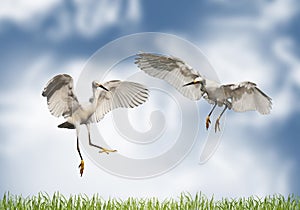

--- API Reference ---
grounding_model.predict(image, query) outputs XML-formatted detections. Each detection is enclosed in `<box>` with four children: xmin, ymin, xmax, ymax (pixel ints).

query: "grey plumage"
<box><xmin>222</xmin><ymin>82</ymin><xmax>272</xmax><ymax>114</ymax></box>
<box><xmin>42</xmin><ymin>74</ymin><xmax>80</xmax><ymax>118</ymax></box>
<box><xmin>135</xmin><ymin>53</ymin><xmax>204</xmax><ymax>100</ymax></box>
<box><xmin>42</xmin><ymin>74</ymin><xmax>149</xmax><ymax>124</ymax></box>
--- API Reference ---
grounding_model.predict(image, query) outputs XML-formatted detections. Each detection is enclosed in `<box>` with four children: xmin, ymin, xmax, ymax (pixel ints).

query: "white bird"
<box><xmin>135</xmin><ymin>53</ymin><xmax>272</xmax><ymax>132</ymax></box>
<box><xmin>42</xmin><ymin>74</ymin><xmax>149</xmax><ymax>176</ymax></box>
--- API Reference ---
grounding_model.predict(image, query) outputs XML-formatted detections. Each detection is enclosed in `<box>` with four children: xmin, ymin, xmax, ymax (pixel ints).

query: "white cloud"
<box><xmin>0</xmin><ymin>0</ymin><xmax>60</xmax><ymax>25</ymax></box>
<box><xmin>206</xmin><ymin>0</ymin><xmax>299</xmax><ymax>33</ymax></box>
<box><xmin>0</xmin><ymin>0</ymin><xmax>142</xmax><ymax>39</ymax></box>
<box><xmin>47</xmin><ymin>0</ymin><xmax>142</xmax><ymax>40</ymax></box>
<box><xmin>202</xmin><ymin>37</ymin><xmax>276</xmax><ymax>86</ymax></box>
<box><xmin>75</xmin><ymin>0</ymin><xmax>141</xmax><ymax>38</ymax></box>
<box><xmin>73</xmin><ymin>0</ymin><xmax>121</xmax><ymax>37</ymax></box>
<box><xmin>126</xmin><ymin>0</ymin><xmax>141</xmax><ymax>22</ymax></box>
<box><xmin>273</xmin><ymin>38</ymin><xmax>300</xmax><ymax>88</ymax></box>
<box><xmin>183</xmin><ymin>141</ymin><xmax>293</xmax><ymax>198</ymax></box>
<box><xmin>258</xmin><ymin>0</ymin><xmax>298</xmax><ymax>31</ymax></box>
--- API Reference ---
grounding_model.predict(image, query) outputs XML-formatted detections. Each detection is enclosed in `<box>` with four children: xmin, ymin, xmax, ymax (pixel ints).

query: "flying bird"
<box><xmin>135</xmin><ymin>53</ymin><xmax>272</xmax><ymax>132</ymax></box>
<box><xmin>42</xmin><ymin>74</ymin><xmax>149</xmax><ymax>176</ymax></box>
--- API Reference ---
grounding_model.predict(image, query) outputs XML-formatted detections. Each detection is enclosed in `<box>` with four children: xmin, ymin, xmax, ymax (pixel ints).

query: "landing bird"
<box><xmin>42</xmin><ymin>74</ymin><xmax>149</xmax><ymax>176</ymax></box>
<box><xmin>135</xmin><ymin>53</ymin><xmax>272</xmax><ymax>132</ymax></box>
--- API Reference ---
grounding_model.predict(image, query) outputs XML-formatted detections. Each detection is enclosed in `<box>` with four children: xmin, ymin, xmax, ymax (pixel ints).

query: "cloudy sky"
<box><xmin>0</xmin><ymin>0</ymin><xmax>300</xmax><ymax>199</ymax></box>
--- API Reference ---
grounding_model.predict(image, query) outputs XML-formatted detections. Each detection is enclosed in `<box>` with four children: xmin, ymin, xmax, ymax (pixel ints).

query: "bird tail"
<box><xmin>58</xmin><ymin>121</ymin><xmax>75</xmax><ymax>129</ymax></box>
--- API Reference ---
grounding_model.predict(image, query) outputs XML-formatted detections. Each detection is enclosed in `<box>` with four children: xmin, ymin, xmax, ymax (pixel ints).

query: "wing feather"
<box><xmin>135</xmin><ymin>53</ymin><xmax>204</xmax><ymax>100</ymax></box>
<box><xmin>42</xmin><ymin>74</ymin><xmax>80</xmax><ymax>118</ymax></box>
<box><xmin>92</xmin><ymin>80</ymin><xmax>149</xmax><ymax>122</ymax></box>
<box><xmin>223</xmin><ymin>81</ymin><xmax>272</xmax><ymax>114</ymax></box>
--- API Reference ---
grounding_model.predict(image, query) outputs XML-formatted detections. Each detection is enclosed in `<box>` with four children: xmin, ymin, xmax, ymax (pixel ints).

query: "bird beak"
<box><xmin>183</xmin><ymin>80</ymin><xmax>200</xmax><ymax>87</ymax></box>
<box><xmin>99</xmin><ymin>84</ymin><xmax>109</xmax><ymax>91</ymax></box>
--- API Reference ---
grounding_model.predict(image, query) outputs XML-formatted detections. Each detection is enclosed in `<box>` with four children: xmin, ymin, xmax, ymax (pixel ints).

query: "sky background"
<box><xmin>0</xmin><ymin>0</ymin><xmax>300</xmax><ymax>199</ymax></box>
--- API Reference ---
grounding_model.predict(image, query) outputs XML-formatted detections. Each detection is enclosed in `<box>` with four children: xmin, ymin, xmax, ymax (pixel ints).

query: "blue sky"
<box><xmin>0</xmin><ymin>0</ymin><xmax>300</xmax><ymax>199</ymax></box>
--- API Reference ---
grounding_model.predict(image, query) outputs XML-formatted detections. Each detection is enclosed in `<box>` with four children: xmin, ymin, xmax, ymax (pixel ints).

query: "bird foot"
<box><xmin>78</xmin><ymin>160</ymin><xmax>84</xmax><ymax>177</ymax></box>
<box><xmin>206</xmin><ymin>116</ymin><xmax>211</xmax><ymax>130</ymax></box>
<box><xmin>215</xmin><ymin>118</ymin><xmax>221</xmax><ymax>133</ymax></box>
<box><xmin>99</xmin><ymin>147</ymin><xmax>117</xmax><ymax>155</ymax></box>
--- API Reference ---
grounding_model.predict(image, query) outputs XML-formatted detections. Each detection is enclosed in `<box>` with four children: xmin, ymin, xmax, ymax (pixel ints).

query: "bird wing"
<box><xmin>42</xmin><ymin>74</ymin><xmax>80</xmax><ymax>118</ymax></box>
<box><xmin>222</xmin><ymin>81</ymin><xmax>272</xmax><ymax>114</ymax></box>
<box><xmin>92</xmin><ymin>80</ymin><xmax>149</xmax><ymax>122</ymax></box>
<box><xmin>135</xmin><ymin>53</ymin><xmax>204</xmax><ymax>100</ymax></box>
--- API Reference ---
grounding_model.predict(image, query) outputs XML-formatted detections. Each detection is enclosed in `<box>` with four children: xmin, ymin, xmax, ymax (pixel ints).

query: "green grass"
<box><xmin>1</xmin><ymin>192</ymin><xmax>299</xmax><ymax>210</ymax></box>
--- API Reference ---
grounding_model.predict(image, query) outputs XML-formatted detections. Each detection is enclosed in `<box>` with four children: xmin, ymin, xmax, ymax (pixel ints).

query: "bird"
<box><xmin>135</xmin><ymin>53</ymin><xmax>272</xmax><ymax>132</ymax></box>
<box><xmin>42</xmin><ymin>74</ymin><xmax>149</xmax><ymax>176</ymax></box>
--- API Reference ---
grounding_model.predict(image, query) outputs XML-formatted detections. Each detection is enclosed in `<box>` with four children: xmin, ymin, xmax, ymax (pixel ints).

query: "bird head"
<box><xmin>183</xmin><ymin>77</ymin><xmax>205</xmax><ymax>88</ymax></box>
<box><xmin>92</xmin><ymin>81</ymin><xmax>109</xmax><ymax>91</ymax></box>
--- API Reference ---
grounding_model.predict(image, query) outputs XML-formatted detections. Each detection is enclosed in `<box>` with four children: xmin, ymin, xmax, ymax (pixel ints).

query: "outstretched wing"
<box><xmin>92</xmin><ymin>80</ymin><xmax>149</xmax><ymax>122</ymax></box>
<box><xmin>42</xmin><ymin>74</ymin><xmax>80</xmax><ymax>118</ymax></box>
<box><xmin>222</xmin><ymin>81</ymin><xmax>272</xmax><ymax>114</ymax></box>
<box><xmin>135</xmin><ymin>53</ymin><xmax>204</xmax><ymax>100</ymax></box>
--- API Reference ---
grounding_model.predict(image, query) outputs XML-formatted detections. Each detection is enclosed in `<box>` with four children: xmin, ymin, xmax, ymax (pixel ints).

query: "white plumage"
<box><xmin>135</xmin><ymin>53</ymin><xmax>272</xmax><ymax>132</ymax></box>
<box><xmin>42</xmin><ymin>74</ymin><xmax>149</xmax><ymax>176</ymax></box>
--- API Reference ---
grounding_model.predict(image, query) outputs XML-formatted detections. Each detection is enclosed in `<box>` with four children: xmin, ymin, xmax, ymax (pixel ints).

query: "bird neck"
<box><xmin>205</xmin><ymin>79</ymin><xmax>220</xmax><ymax>88</ymax></box>
<box><xmin>90</xmin><ymin>87</ymin><xmax>99</xmax><ymax>109</ymax></box>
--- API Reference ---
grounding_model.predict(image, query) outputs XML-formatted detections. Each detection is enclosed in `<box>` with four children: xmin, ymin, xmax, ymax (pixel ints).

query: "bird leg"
<box><xmin>86</xmin><ymin>125</ymin><xmax>117</xmax><ymax>155</ymax></box>
<box><xmin>215</xmin><ymin>118</ymin><xmax>221</xmax><ymax>132</ymax></box>
<box><xmin>206</xmin><ymin>116</ymin><xmax>211</xmax><ymax>130</ymax></box>
<box><xmin>77</xmin><ymin>136</ymin><xmax>84</xmax><ymax>177</ymax></box>
<box><xmin>99</xmin><ymin>147</ymin><xmax>117</xmax><ymax>155</ymax></box>
<box><xmin>215</xmin><ymin>106</ymin><xmax>227</xmax><ymax>133</ymax></box>
<box><xmin>78</xmin><ymin>160</ymin><xmax>84</xmax><ymax>177</ymax></box>
<box><xmin>206</xmin><ymin>103</ymin><xmax>217</xmax><ymax>130</ymax></box>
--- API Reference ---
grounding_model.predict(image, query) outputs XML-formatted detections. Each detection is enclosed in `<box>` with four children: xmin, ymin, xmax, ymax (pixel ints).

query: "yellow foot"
<box><xmin>99</xmin><ymin>147</ymin><xmax>117</xmax><ymax>155</ymax></box>
<box><xmin>215</xmin><ymin>118</ymin><xmax>221</xmax><ymax>133</ymax></box>
<box><xmin>78</xmin><ymin>160</ymin><xmax>84</xmax><ymax>177</ymax></box>
<box><xmin>206</xmin><ymin>116</ymin><xmax>211</xmax><ymax>130</ymax></box>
